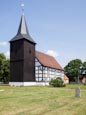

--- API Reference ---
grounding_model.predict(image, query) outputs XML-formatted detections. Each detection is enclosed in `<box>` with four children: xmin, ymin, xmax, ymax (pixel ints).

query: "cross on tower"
<box><xmin>21</xmin><ymin>0</ymin><xmax>24</xmax><ymax>15</ymax></box>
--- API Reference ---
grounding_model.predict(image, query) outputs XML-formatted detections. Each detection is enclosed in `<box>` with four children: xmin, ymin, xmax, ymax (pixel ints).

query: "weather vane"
<box><xmin>21</xmin><ymin>0</ymin><xmax>24</xmax><ymax>15</ymax></box>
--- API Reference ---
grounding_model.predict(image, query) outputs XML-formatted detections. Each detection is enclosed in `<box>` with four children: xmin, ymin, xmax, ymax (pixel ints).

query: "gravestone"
<box><xmin>75</xmin><ymin>87</ymin><xmax>81</xmax><ymax>97</ymax></box>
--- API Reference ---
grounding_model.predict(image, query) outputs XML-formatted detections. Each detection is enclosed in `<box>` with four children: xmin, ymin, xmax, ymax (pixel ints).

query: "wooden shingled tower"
<box><xmin>9</xmin><ymin>5</ymin><xmax>36</xmax><ymax>86</ymax></box>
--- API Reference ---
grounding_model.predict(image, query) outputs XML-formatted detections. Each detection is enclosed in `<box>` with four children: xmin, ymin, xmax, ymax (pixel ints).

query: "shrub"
<box><xmin>49</xmin><ymin>77</ymin><xmax>66</xmax><ymax>87</ymax></box>
<box><xmin>84</xmin><ymin>83</ymin><xmax>86</xmax><ymax>85</ymax></box>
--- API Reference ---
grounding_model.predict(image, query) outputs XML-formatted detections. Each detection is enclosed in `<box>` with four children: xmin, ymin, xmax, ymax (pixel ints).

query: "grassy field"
<box><xmin>0</xmin><ymin>84</ymin><xmax>86</xmax><ymax>115</ymax></box>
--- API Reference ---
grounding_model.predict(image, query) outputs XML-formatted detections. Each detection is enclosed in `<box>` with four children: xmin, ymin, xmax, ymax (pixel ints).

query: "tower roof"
<box><xmin>10</xmin><ymin>15</ymin><xmax>36</xmax><ymax>44</ymax></box>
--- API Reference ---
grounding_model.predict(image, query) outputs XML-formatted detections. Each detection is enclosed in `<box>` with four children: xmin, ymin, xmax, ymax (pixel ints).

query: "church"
<box><xmin>9</xmin><ymin>4</ymin><xmax>64</xmax><ymax>86</ymax></box>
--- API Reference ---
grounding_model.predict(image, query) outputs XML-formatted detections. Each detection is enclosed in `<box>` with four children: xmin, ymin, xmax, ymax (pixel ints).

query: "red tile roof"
<box><xmin>64</xmin><ymin>75</ymin><xmax>69</xmax><ymax>80</ymax></box>
<box><xmin>36</xmin><ymin>51</ymin><xmax>64</xmax><ymax>70</ymax></box>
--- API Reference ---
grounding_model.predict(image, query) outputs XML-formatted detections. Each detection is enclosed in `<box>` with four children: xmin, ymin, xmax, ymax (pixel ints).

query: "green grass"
<box><xmin>0</xmin><ymin>84</ymin><xmax>86</xmax><ymax>115</ymax></box>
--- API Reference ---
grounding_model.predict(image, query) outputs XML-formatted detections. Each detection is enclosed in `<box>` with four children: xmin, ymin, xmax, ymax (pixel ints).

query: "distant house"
<box><xmin>80</xmin><ymin>70</ymin><xmax>86</xmax><ymax>84</ymax></box>
<box><xmin>35</xmin><ymin>51</ymin><xmax>64</xmax><ymax>84</ymax></box>
<box><xmin>64</xmin><ymin>75</ymin><xmax>69</xmax><ymax>84</ymax></box>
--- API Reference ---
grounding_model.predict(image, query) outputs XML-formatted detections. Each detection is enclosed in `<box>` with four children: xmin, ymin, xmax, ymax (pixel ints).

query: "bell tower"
<box><xmin>9</xmin><ymin>2</ymin><xmax>36</xmax><ymax>86</ymax></box>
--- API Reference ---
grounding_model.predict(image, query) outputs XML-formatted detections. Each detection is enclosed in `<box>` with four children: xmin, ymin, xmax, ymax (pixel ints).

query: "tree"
<box><xmin>82</xmin><ymin>62</ymin><xmax>86</xmax><ymax>69</ymax></box>
<box><xmin>2</xmin><ymin>60</ymin><xmax>10</xmax><ymax>83</ymax></box>
<box><xmin>0</xmin><ymin>53</ymin><xmax>6</xmax><ymax>60</ymax></box>
<box><xmin>0</xmin><ymin>53</ymin><xmax>6</xmax><ymax>81</ymax></box>
<box><xmin>64</xmin><ymin>59</ymin><xmax>82</xmax><ymax>82</ymax></box>
<box><xmin>0</xmin><ymin>53</ymin><xmax>10</xmax><ymax>83</ymax></box>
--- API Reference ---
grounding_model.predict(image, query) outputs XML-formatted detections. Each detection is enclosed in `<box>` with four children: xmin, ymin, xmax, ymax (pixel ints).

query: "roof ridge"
<box><xmin>36</xmin><ymin>51</ymin><xmax>55</xmax><ymax>59</ymax></box>
<box><xmin>36</xmin><ymin>51</ymin><xmax>64</xmax><ymax>70</ymax></box>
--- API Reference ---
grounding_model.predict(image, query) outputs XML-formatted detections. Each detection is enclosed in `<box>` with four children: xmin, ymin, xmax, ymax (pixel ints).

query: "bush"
<box><xmin>84</xmin><ymin>83</ymin><xmax>86</xmax><ymax>85</ymax></box>
<box><xmin>49</xmin><ymin>77</ymin><xmax>66</xmax><ymax>87</ymax></box>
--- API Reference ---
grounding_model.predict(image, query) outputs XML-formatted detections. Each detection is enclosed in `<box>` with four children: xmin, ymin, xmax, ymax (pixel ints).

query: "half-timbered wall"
<box><xmin>35</xmin><ymin>59</ymin><xmax>64</xmax><ymax>82</ymax></box>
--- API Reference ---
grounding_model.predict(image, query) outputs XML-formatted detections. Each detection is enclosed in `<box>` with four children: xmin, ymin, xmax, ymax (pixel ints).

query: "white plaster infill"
<box><xmin>9</xmin><ymin>82</ymin><xmax>49</xmax><ymax>86</ymax></box>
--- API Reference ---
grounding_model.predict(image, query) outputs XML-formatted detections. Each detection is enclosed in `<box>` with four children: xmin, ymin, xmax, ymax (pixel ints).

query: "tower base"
<box><xmin>9</xmin><ymin>82</ymin><xmax>49</xmax><ymax>86</ymax></box>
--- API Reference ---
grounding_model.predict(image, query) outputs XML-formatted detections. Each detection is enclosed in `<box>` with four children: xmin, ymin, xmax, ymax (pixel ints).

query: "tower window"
<box><xmin>29</xmin><ymin>50</ymin><xmax>31</xmax><ymax>54</ymax></box>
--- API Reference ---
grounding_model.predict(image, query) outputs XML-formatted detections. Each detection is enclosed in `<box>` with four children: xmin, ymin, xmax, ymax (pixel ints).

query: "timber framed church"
<box><xmin>9</xmin><ymin>5</ymin><xmax>64</xmax><ymax>86</ymax></box>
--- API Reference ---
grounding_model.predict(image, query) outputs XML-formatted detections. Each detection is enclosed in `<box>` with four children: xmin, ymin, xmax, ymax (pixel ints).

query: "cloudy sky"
<box><xmin>0</xmin><ymin>0</ymin><xmax>86</xmax><ymax>67</ymax></box>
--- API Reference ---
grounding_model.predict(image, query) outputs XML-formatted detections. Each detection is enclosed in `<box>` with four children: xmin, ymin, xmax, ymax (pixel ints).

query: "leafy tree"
<box><xmin>0</xmin><ymin>53</ymin><xmax>6</xmax><ymax>60</ymax></box>
<box><xmin>64</xmin><ymin>59</ymin><xmax>82</xmax><ymax>82</ymax></box>
<box><xmin>0</xmin><ymin>53</ymin><xmax>6</xmax><ymax>81</ymax></box>
<box><xmin>82</xmin><ymin>62</ymin><xmax>86</xmax><ymax>69</ymax></box>
<box><xmin>2</xmin><ymin>60</ymin><xmax>10</xmax><ymax>83</ymax></box>
<box><xmin>0</xmin><ymin>53</ymin><xmax>10</xmax><ymax>83</ymax></box>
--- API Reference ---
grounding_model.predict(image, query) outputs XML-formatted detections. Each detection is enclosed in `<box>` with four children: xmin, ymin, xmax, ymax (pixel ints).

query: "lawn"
<box><xmin>0</xmin><ymin>84</ymin><xmax>86</xmax><ymax>115</ymax></box>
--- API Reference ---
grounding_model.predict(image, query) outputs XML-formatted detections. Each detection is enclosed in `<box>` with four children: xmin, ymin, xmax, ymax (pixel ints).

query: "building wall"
<box><xmin>35</xmin><ymin>59</ymin><xmax>64</xmax><ymax>82</ymax></box>
<box><xmin>82</xmin><ymin>77</ymin><xmax>86</xmax><ymax>83</ymax></box>
<box><xmin>23</xmin><ymin>40</ymin><xmax>35</xmax><ymax>81</ymax></box>
<box><xmin>64</xmin><ymin>79</ymin><xmax>69</xmax><ymax>84</ymax></box>
<box><xmin>10</xmin><ymin>40</ymin><xmax>24</xmax><ymax>82</ymax></box>
<box><xmin>10</xmin><ymin>39</ymin><xmax>35</xmax><ymax>82</ymax></box>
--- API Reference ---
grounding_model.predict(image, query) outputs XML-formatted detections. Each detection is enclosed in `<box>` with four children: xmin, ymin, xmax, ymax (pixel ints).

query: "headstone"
<box><xmin>75</xmin><ymin>88</ymin><xmax>81</xmax><ymax>97</ymax></box>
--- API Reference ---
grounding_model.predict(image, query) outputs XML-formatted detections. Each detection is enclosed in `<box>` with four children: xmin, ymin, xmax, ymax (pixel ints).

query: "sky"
<box><xmin>0</xmin><ymin>0</ymin><xmax>86</xmax><ymax>67</ymax></box>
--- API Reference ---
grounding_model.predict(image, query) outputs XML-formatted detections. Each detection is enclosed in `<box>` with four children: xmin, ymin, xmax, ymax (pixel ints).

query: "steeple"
<box><xmin>10</xmin><ymin>1</ymin><xmax>35</xmax><ymax>44</ymax></box>
<box><xmin>17</xmin><ymin>15</ymin><xmax>29</xmax><ymax>35</ymax></box>
<box><xmin>9</xmin><ymin>0</ymin><xmax>36</xmax><ymax>86</ymax></box>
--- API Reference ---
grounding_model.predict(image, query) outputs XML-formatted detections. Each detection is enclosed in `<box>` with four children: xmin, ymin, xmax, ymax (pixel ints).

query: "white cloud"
<box><xmin>5</xmin><ymin>51</ymin><xmax>10</xmax><ymax>59</ymax></box>
<box><xmin>46</xmin><ymin>50</ymin><xmax>59</xmax><ymax>58</ymax></box>
<box><xmin>0</xmin><ymin>42</ymin><xmax>7</xmax><ymax>46</ymax></box>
